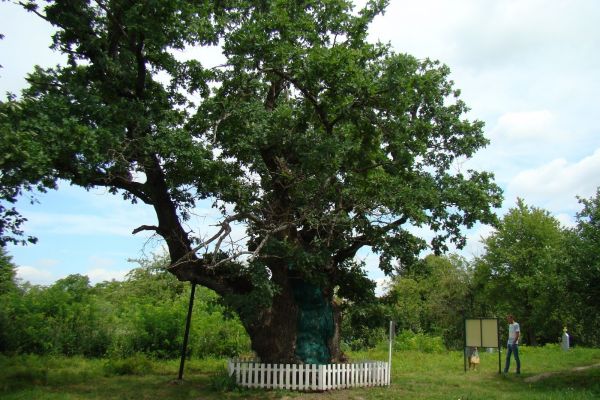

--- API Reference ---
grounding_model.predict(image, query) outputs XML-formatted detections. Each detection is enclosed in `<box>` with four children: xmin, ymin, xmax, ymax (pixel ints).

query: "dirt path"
<box><xmin>524</xmin><ymin>363</ymin><xmax>600</xmax><ymax>383</ymax></box>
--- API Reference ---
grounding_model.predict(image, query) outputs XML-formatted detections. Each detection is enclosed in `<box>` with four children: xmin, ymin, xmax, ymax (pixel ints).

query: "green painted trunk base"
<box><xmin>292</xmin><ymin>281</ymin><xmax>334</xmax><ymax>364</ymax></box>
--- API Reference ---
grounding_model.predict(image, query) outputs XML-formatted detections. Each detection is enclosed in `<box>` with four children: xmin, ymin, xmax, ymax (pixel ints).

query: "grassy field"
<box><xmin>1</xmin><ymin>345</ymin><xmax>599</xmax><ymax>399</ymax></box>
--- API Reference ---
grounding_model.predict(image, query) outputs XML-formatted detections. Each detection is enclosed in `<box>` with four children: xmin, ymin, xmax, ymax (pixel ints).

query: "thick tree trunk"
<box><xmin>244</xmin><ymin>280</ymin><xmax>299</xmax><ymax>363</ymax></box>
<box><xmin>241</xmin><ymin>270</ymin><xmax>342</xmax><ymax>364</ymax></box>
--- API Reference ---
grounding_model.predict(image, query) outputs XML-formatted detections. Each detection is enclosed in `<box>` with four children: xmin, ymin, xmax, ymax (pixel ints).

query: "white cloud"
<box><xmin>367</xmin><ymin>0</ymin><xmax>600</xmax><ymax>71</ymax></box>
<box><xmin>87</xmin><ymin>256</ymin><xmax>116</xmax><ymax>269</ymax></box>
<box><xmin>507</xmin><ymin>148</ymin><xmax>600</xmax><ymax>212</ymax></box>
<box><xmin>36</xmin><ymin>258</ymin><xmax>60</xmax><ymax>268</ymax></box>
<box><xmin>459</xmin><ymin>224</ymin><xmax>496</xmax><ymax>259</ymax></box>
<box><xmin>13</xmin><ymin>184</ymin><xmax>158</xmax><ymax>238</ymax></box>
<box><xmin>23</xmin><ymin>212</ymin><xmax>149</xmax><ymax>237</ymax></box>
<box><xmin>86</xmin><ymin>268</ymin><xmax>131</xmax><ymax>284</ymax></box>
<box><xmin>172</xmin><ymin>43</ymin><xmax>226</xmax><ymax>68</ymax></box>
<box><xmin>0</xmin><ymin>4</ymin><xmax>65</xmax><ymax>96</ymax></box>
<box><xmin>14</xmin><ymin>254</ymin><xmax>134</xmax><ymax>286</ymax></box>
<box><xmin>556</xmin><ymin>213</ymin><xmax>576</xmax><ymax>229</ymax></box>
<box><xmin>15</xmin><ymin>264</ymin><xmax>131</xmax><ymax>286</ymax></box>
<box><xmin>374</xmin><ymin>277</ymin><xmax>391</xmax><ymax>297</ymax></box>
<box><xmin>491</xmin><ymin>110</ymin><xmax>558</xmax><ymax>141</ymax></box>
<box><xmin>448</xmin><ymin>1</ymin><xmax>594</xmax><ymax>71</ymax></box>
<box><xmin>15</xmin><ymin>266</ymin><xmax>56</xmax><ymax>285</ymax></box>
<box><xmin>366</xmin><ymin>0</ymin><xmax>470</xmax><ymax>62</ymax></box>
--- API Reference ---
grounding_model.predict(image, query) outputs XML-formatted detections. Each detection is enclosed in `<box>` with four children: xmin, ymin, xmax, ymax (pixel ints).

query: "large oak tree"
<box><xmin>0</xmin><ymin>0</ymin><xmax>501</xmax><ymax>363</ymax></box>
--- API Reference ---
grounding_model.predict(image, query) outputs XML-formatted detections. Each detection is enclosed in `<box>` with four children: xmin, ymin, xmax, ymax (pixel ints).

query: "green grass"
<box><xmin>1</xmin><ymin>345</ymin><xmax>599</xmax><ymax>399</ymax></box>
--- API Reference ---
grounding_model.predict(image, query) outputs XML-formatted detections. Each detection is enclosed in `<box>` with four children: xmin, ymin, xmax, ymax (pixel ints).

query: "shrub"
<box><xmin>103</xmin><ymin>354</ymin><xmax>153</xmax><ymax>376</ymax></box>
<box><xmin>0</xmin><ymin>355</ymin><xmax>49</xmax><ymax>391</ymax></box>
<box><xmin>341</xmin><ymin>326</ymin><xmax>387</xmax><ymax>351</ymax></box>
<box><xmin>209</xmin><ymin>368</ymin><xmax>238</xmax><ymax>392</ymax></box>
<box><xmin>394</xmin><ymin>330</ymin><xmax>446</xmax><ymax>353</ymax></box>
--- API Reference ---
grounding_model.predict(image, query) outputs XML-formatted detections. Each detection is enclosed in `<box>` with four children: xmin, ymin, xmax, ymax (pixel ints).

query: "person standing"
<box><xmin>504</xmin><ymin>314</ymin><xmax>521</xmax><ymax>374</ymax></box>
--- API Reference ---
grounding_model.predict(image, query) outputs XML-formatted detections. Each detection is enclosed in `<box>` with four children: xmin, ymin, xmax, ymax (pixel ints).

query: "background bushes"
<box><xmin>0</xmin><ymin>252</ymin><xmax>252</xmax><ymax>359</ymax></box>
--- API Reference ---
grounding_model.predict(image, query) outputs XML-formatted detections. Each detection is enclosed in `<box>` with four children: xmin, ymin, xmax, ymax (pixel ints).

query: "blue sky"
<box><xmin>2</xmin><ymin>0</ymin><xmax>600</xmax><ymax>289</ymax></box>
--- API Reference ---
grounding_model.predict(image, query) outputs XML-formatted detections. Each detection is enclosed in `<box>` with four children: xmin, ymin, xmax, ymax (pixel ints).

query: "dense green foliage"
<box><xmin>473</xmin><ymin>199</ymin><xmax>568</xmax><ymax>345</ymax></box>
<box><xmin>387</xmin><ymin>254</ymin><xmax>474</xmax><ymax>349</ymax></box>
<box><xmin>0</xmin><ymin>0</ymin><xmax>502</xmax><ymax>362</ymax></box>
<box><xmin>0</xmin><ymin>254</ymin><xmax>250</xmax><ymax>358</ymax></box>
<box><xmin>345</xmin><ymin>193</ymin><xmax>600</xmax><ymax>350</ymax></box>
<box><xmin>469</xmin><ymin>192</ymin><xmax>600</xmax><ymax>347</ymax></box>
<box><xmin>341</xmin><ymin>253</ymin><xmax>475</xmax><ymax>350</ymax></box>
<box><xmin>0</xmin><ymin>247</ymin><xmax>17</xmax><ymax>295</ymax></box>
<box><xmin>562</xmin><ymin>189</ymin><xmax>600</xmax><ymax>346</ymax></box>
<box><xmin>3</xmin><ymin>194</ymin><xmax>599</xmax><ymax>359</ymax></box>
<box><xmin>0</xmin><ymin>247</ymin><xmax>19</xmax><ymax>352</ymax></box>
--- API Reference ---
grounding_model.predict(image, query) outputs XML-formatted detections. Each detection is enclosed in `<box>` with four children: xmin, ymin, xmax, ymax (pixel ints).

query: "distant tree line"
<box><xmin>0</xmin><ymin>253</ymin><xmax>250</xmax><ymax>358</ymax></box>
<box><xmin>343</xmin><ymin>188</ymin><xmax>600</xmax><ymax>350</ymax></box>
<box><xmin>1</xmin><ymin>189</ymin><xmax>599</xmax><ymax>358</ymax></box>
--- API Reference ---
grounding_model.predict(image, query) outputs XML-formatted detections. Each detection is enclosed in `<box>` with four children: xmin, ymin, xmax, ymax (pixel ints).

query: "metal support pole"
<box><xmin>178</xmin><ymin>283</ymin><xmax>196</xmax><ymax>380</ymax></box>
<box><xmin>463</xmin><ymin>316</ymin><xmax>467</xmax><ymax>372</ymax></box>
<box><xmin>497</xmin><ymin>317</ymin><xmax>502</xmax><ymax>374</ymax></box>
<box><xmin>388</xmin><ymin>320</ymin><xmax>394</xmax><ymax>384</ymax></box>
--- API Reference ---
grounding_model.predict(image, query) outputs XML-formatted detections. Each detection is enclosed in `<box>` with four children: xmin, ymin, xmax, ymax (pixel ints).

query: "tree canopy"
<box><xmin>385</xmin><ymin>254</ymin><xmax>473</xmax><ymax>348</ymax></box>
<box><xmin>0</xmin><ymin>0</ymin><xmax>501</xmax><ymax>363</ymax></box>
<box><xmin>473</xmin><ymin>199</ymin><xmax>567</xmax><ymax>345</ymax></box>
<box><xmin>0</xmin><ymin>247</ymin><xmax>17</xmax><ymax>296</ymax></box>
<box><xmin>562</xmin><ymin>189</ymin><xmax>600</xmax><ymax>345</ymax></box>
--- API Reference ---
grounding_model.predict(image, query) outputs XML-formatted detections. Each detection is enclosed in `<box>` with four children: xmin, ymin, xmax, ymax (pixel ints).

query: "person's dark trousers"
<box><xmin>504</xmin><ymin>343</ymin><xmax>521</xmax><ymax>373</ymax></box>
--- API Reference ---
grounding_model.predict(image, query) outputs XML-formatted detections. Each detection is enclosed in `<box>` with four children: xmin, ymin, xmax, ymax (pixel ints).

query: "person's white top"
<box><xmin>508</xmin><ymin>322</ymin><xmax>520</xmax><ymax>345</ymax></box>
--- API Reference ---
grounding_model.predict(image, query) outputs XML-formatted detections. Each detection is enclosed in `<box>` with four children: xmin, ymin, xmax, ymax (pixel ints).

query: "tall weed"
<box><xmin>103</xmin><ymin>354</ymin><xmax>154</xmax><ymax>376</ymax></box>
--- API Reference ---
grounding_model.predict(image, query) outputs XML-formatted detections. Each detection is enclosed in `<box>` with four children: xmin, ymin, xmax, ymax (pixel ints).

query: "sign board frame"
<box><xmin>464</xmin><ymin>317</ymin><xmax>501</xmax><ymax>373</ymax></box>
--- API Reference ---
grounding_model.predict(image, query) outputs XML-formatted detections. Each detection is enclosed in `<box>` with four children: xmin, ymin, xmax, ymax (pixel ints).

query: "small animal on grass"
<box><xmin>469</xmin><ymin>347</ymin><xmax>480</xmax><ymax>370</ymax></box>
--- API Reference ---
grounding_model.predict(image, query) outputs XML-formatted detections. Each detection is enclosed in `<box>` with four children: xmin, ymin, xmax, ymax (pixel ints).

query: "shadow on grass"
<box><xmin>525</xmin><ymin>367</ymin><xmax>600</xmax><ymax>391</ymax></box>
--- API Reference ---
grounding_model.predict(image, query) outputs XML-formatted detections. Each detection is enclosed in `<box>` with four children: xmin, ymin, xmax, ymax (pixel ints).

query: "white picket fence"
<box><xmin>227</xmin><ymin>358</ymin><xmax>390</xmax><ymax>391</ymax></box>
